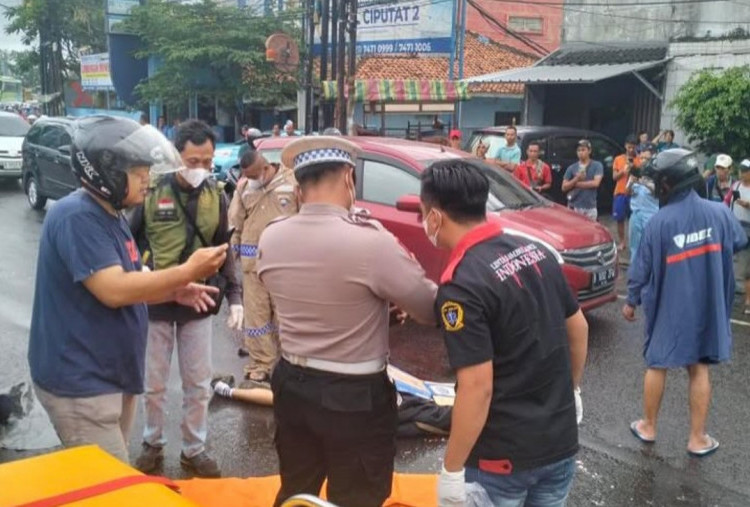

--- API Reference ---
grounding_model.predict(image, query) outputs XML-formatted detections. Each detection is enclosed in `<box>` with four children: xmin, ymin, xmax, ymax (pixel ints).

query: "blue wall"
<box><xmin>354</xmin><ymin>95</ymin><xmax>523</xmax><ymax>138</ymax></box>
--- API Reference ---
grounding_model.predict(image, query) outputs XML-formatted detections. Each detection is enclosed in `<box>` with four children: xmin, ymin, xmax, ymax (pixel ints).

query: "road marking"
<box><xmin>616</xmin><ymin>294</ymin><xmax>750</xmax><ymax>327</ymax></box>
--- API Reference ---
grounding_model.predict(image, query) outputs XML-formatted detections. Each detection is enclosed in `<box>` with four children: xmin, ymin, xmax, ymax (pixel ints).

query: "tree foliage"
<box><xmin>125</xmin><ymin>0</ymin><xmax>301</xmax><ymax>111</ymax></box>
<box><xmin>671</xmin><ymin>66</ymin><xmax>750</xmax><ymax>161</ymax></box>
<box><xmin>0</xmin><ymin>49</ymin><xmax>41</xmax><ymax>90</ymax></box>
<box><xmin>3</xmin><ymin>0</ymin><xmax>106</xmax><ymax>74</ymax></box>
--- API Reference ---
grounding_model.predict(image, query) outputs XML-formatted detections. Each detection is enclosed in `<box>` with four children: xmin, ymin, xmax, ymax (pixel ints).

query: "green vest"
<box><xmin>144</xmin><ymin>178</ymin><xmax>221</xmax><ymax>271</ymax></box>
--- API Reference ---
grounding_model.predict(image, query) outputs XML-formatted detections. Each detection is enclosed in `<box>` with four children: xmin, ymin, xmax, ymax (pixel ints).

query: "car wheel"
<box><xmin>25</xmin><ymin>175</ymin><xmax>47</xmax><ymax>210</ymax></box>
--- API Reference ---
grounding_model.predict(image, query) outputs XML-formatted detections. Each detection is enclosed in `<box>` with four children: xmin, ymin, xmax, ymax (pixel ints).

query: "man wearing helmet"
<box><xmin>28</xmin><ymin>116</ymin><xmax>228</xmax><ymax>465</ymax></box>
<box><xmin>623</xmin><ymin>149</ymin><xmax>747</xmax><ymax>457</ymax></box>
<box><xmin>129</xmin><ymin>119</ymin><xmax>242</xmax><ymax>477</ymax></box>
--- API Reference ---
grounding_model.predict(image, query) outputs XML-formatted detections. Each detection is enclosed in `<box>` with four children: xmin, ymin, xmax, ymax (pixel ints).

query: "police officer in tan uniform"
<box><xmin>257</xmin><ymin>136</ymin><xmax>438</xmax><ymax>507</ymax></box>
<box><xmin>228</xmin><ymin>150</ymin><xmax>298</xmax><ymax>382</ymax></box>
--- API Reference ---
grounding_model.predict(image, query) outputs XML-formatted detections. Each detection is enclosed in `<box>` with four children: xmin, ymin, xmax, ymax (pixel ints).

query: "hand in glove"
<box><xmin>574</xmin><ymin>387</ymin><xmax>583</xmax><ymax>425</ymax></box>
<box><xmin>227</xmin><ymin>304</ymin><xmax>244</xmax><ymax>331</ymax></box>
<box><xmin>437</xmin><ymin>466</ymin><xmax>466</xmax><ymax>506</ymax></box>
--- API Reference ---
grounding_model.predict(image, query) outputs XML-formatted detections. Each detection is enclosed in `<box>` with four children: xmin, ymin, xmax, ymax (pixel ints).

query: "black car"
<box><xmin>467</xmin><ymin>126</ymin><xmax>624</xmax><ymax>212</ymax></box>
<box><xmin>21</xmin><ymin>117</ymin><xmax>77</xmax><ymax>210</ymax></box>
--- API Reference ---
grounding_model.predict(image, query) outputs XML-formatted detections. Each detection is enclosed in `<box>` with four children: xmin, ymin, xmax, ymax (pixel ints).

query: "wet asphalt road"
<box><xmin>1</xmin><ymin>180</ymin><xmax>749</xmax><ymax>506</ymax></box>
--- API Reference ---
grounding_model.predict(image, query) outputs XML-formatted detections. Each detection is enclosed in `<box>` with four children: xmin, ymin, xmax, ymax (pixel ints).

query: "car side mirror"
<box><xmin>396</xmin><ymin>194</ymin><xmax>422</xmax><ymax>213</ymax></box>
<box><xmin>58</xmin><ymin>145</ymin><xmax>71</xmax><ymax>156</ymax></box>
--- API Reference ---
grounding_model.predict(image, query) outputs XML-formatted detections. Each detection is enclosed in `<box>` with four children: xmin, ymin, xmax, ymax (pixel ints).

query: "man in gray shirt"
<box><xmin>562</xmin><ymin>139</ymin><xmax>604</xmax><ymax>220</ymax></box>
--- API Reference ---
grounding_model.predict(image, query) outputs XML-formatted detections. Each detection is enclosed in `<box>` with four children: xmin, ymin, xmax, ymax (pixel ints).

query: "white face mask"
<box><xmin>180</xmin><ymin>168</ymin><xmax>210</xmax><ymax>188</ymax></box>
<box><xmin>422</xmin><ymin>210</ymin><xmax>440</xmax><ymax>247</ymax></box>
<box><xmin>247</xmin><ymin>178</ymin><xmax>263</xmax><ymax>191</ymax></box>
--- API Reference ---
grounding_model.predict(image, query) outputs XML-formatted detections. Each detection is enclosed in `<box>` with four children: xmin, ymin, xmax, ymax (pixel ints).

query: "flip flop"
<box><xmin>630</xmin><ymin>420</ymin><xmax>656</xmax><ymax>444</ymax></box>
<box><xmin>688</xmin><ymin>435</ymin><xmax>720</xmax><ymax>457</ymax></box>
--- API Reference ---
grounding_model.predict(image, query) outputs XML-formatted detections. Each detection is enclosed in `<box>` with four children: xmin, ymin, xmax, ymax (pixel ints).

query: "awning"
<box><xmin>465</xmin><ymin>60</ymin><xmax>668</xmax><ymax>85</ymax></box>
<box><xmin>321</xmin><ymin>79</ymin><xmax>470</xmax><ymax>102</ymax></box>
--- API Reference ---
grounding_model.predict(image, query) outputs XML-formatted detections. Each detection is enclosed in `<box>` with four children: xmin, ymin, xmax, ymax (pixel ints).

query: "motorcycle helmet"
<box><xmin>642</xmin><ymin>148</ymin><xmax>704</xmax><ymax>206</ymax></box>
<box><xmin>71</xmin><ymin>115</ymin><xmax>181</xmax><ymax>209</ymax></box>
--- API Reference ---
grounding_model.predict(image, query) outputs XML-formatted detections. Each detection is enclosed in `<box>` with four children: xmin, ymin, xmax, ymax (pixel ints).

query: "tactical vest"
<box><xmin>144</xmin><ymin>178</ymin><xmax>221</xmax><ymax>270</ymax></box>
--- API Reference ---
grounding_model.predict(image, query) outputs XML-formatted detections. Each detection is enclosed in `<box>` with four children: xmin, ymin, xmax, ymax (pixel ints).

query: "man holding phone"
<box><xmin>562</xmin><ymin>139</ymin><xmax>604</xmax><ymax>220</ymax></box>
<box><xmin>29</xmin><ymin>116</ymin><xmax>227</xmax><ymax>465</ymax></box>
<box><xmin>129</xmin><ymin>119</ymin><xmax>241</xmax><ymax>477</ymax></box>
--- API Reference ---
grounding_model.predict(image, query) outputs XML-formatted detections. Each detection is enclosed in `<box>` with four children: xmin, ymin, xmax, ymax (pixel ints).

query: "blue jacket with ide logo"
<box><xmin>627</xmin><ymin>190</ymin><xmax>747</xmax><ymax>368</ymax></box>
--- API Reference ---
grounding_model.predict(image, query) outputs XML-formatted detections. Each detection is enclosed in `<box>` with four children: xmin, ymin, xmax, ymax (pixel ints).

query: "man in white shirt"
<box><xmin>727</xmin><ymin>159</ymin><xmax>750</xmax><ymax>314</ymax></box>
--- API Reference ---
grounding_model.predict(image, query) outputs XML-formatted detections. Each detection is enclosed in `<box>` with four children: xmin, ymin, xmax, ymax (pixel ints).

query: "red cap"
<box><xmin>449</xmin><ymin>129</ymin><xmax>461</xmax><ymax>139</ymax></box>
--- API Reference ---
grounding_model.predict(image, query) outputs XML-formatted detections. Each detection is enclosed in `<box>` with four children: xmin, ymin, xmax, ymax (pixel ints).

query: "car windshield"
<box><xmin>467</xmin><ymin>133</ymin><xmax>507</xmax><ymax>158</ymax></box>
<box><xmin>423</xmin><ymin>158</ymin><xmax>543</xmax><ymax>211</ymax></box>
<box><xmin>214</xmin><ymin>146</ymin><xmax>240</xmax><ymax>158</ymax></box>
<box><xmin>0</xmin><ymin>115</ymin><xmax>30</xmax><ymax>137</ymax></box>
<box><xmin>261</xmin><ymin>148</ymin><xmax>282</xmax><ymax>164</ymax></box>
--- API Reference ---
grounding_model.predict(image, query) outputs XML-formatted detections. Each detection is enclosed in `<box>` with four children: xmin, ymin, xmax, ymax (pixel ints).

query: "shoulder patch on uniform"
<box><xmin>342</xmin><ymin>209</ymin><xmax>384</xmax><ymax>231</ymax></box>
<box><xmin>441</xmin><ymin>301</ymin><xmax>464</xmax><ymax>332</ymax></box>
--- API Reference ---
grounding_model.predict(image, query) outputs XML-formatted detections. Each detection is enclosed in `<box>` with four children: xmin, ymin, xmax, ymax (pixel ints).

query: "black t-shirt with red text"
<box><xmin>436</xmin><ymin>221</ymin><xmax>580</xmax><ymax>472</ymax></box>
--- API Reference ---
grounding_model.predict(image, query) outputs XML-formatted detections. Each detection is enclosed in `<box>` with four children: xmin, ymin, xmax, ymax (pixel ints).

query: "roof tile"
<box><xmin>353</xmin><ymin>32</ymin><xmax>535</xmax><ymax>95</ymax></box>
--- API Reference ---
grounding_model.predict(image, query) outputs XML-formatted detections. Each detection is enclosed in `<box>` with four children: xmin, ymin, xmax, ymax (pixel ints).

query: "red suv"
<box><xmin>257</xmin><ymin>136</ymin><xmax>618</xmax><ymax>311</ymax></box>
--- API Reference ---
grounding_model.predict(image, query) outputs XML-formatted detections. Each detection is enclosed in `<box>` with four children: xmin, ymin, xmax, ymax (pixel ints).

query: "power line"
<box><xmin>490</xmin><ymin>0</ymin><xmax>750</xmax><ymax>24</ymax></box>
<box><xmin>468</xmin><ymin>0</ymin><xmax>549</xmax><ymax>56</ymax></box>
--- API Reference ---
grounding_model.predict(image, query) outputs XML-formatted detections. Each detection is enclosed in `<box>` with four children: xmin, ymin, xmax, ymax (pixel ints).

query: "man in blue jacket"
<box><xmin>623</xmin><ymin>149</ymin><xmax>747</xmax><ymax>457</ymax></box>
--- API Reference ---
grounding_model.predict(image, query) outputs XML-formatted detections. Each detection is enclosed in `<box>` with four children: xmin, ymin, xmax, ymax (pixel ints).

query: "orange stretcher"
<box><xmin>0</xmin><ymin>446</ymin><xmax>438</xmax><ymax>507</ymax></box>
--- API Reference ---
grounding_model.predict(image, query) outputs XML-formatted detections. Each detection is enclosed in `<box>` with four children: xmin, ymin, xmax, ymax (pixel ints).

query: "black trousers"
<box><xmin>271</xmin><ymin>359</ymin><xmax>398</xmax><ymax>507</ymax></box>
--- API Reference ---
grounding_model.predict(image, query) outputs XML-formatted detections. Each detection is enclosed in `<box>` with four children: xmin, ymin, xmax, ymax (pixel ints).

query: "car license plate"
<box><xmin>1</xmin><ymin>160</ymin><xmax>21</xmax><ymax>170</ymax></box>
<box><xmin>591</xmin><ymin>267</ymin><xmax>616</xmax><ymax>289</ymax></box>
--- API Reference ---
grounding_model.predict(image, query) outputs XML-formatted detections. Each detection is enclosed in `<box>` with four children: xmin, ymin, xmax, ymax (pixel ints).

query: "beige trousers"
<box><xmin>34</xmin><ymin>384</ymin><xmax>136</xmax><ymax>463</ymax></box>
<box><xmin>242</xmin><ymin>270</ymin><xmax>280</xmax><ymax>377</ymax></box>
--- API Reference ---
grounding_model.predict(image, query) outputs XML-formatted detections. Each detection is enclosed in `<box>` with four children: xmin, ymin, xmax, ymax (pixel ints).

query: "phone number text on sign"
<box><xmin>358</xmin><ymin>41</ymin><xmax>433</xmax><ymax>55</ymax></box>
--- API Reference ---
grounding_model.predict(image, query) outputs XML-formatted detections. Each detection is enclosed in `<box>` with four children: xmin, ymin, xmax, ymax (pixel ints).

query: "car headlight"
<box><xmin>503</xmin><ymin>228</ymin><xmax>564</xmax><ymax>265</ymax></box>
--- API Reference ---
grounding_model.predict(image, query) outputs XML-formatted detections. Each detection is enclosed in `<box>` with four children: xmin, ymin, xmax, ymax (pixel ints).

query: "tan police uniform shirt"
<box><xmin>257</xmin><ymin>203</ymin><xmax>438</xmax><ymax>363</ymax></box>
<box><xmin>228</xmin><ymin>166</ymin><xmax>298</xmax><ymax>272</ymax></box>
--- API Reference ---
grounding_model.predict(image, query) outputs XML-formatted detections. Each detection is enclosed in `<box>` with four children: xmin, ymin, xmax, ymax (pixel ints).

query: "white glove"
<box><xmin>574</xmin><ymin>387</ymin><xmax>582</xmax><ymax>425</ymax></box>
<box><xmin>227</xmin><ymin>304</ymin><xmax>244</xmax><ymax>331</ymax></box>
<box><xmin>437</xmin><ymin>466</ymin><xmax>466</xmax><ymax>506</ymax></box>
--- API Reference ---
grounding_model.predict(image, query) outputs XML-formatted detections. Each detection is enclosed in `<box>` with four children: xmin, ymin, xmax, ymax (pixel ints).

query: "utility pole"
<box><xmin>335</xmin><ymin>0</ymin><xmax>347</xmax><ymax>132</ymax></box>
<box><xmin>305</xmin><ymin>0</ymin><xmax>315</xmax><ymax>134</ymax></box>
<box><xmin>346</xmin><ymin>0</ymin><xmax>357</xmax><ymax>135</ymax></box>
<box><xmin>319</xmin><ymin>0</ymin><xmax>330</xmax><ymax>128</ymax></box>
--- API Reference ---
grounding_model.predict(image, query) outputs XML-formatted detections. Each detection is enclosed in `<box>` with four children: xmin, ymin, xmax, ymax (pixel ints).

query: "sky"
<box><xmin>0</xmin><ymin>0</ymin><xmax>29</xmax><ymax>52</ymax></box>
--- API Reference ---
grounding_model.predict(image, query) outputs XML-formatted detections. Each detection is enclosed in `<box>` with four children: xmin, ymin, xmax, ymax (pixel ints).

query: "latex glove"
<box><xmin>437</xmin><ymin>466</ymin><xmax>466</xmax><ymax>506</ymax></box>
<box><xmin>227</xmin><ymin>304</ymin><xmax>244</xmax><ymax>331</ymax></box>
<box><xmin>574</xmin><ymin>387</ymin><xmax>583</xmax><ymax>425</ymax></box>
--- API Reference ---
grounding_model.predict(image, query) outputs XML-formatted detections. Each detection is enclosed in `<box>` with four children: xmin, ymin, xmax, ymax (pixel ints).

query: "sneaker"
<box><xmin>744</xmin><ymin>305</ymin><xmax>750</xmax><ymax>315</ymax></box>
<box><xmin>210</xmin><ymin>373</ymin><xmax>235</xmax><ymax>390</ymax></box>
<box><xmin>180</xmin><ymin>451</ymin><xmax>221</xmax><ymax>478</ymax></box>
<box><xmin>213</xmin><ymin>380</ymin><xmax>234</xmax><ymax>398</ymax></box>
<box><xmin>135</xmin><ymin>442</ymin><xmax>164</xmax><ymax>474</ymax></box>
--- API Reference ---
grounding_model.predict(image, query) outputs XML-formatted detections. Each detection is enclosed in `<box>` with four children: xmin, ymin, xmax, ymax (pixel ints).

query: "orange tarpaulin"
<box><xmin>176</xmin><ymin>474</ymin><xmax>438</xmax><ymax>507</ymax></box>
<box><xmin>0</xmin><ymin>445</ymin><xmax>438</xmax><ymax>507</ymax></box>
<box><xmin>0</xmin><ymin>446</ymin><xmax>197</xmax><ymax>506</ymax></box>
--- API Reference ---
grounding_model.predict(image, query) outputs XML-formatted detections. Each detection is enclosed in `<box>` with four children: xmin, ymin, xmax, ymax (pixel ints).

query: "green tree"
<box><xmin>0</xmin><ymin>49</ymin><xmax>41</xmax><ymax>90</ymax></box>
<box><xmin>3</xmin><ymin>0</ymin><xmax>106</xmax><ymax>113</ymax></box>
<box><xmin>671</xmin><ymin>66</ymin><xmax>750</xmax><ymax>162</ymax></box>
<box><xmin>125</xmin><ymin>0</ymin><xmax>300</xmax><ymax>115</ymax></box>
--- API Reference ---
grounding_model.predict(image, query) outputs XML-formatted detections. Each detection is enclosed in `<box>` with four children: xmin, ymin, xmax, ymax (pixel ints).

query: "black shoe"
<box><xmin>180</xmin><ymin>451</ymin><xmax>221</xmax><ymax>478</ymax></box>
<box><xmin>135</xmin><ymin>442</ymin><xmax>164</xmax><ymax>474</ymax></box>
